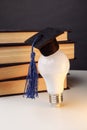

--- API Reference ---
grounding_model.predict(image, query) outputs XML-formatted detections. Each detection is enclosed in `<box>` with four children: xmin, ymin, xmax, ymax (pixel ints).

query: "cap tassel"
<box><xmin>24</xmin><ymin>35</ymin><xmax>42</xmax><ymax>98</ymax></box>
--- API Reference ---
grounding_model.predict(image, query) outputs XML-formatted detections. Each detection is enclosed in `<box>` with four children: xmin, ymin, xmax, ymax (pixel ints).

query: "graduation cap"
<box><xmin>25</xmin><ymin>27</ymin><xmax>64</xmax><ymax>56</ymax></box>
<box><xmin>24</xmin><ymin>27</ymin><xmax>64</xmax><ymax>98</ymax></box>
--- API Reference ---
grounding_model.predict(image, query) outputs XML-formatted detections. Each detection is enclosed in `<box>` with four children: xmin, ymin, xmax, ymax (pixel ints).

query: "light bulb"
<box><xmin>38</xmin><ymin>50</ymin><xmax>70</xmax><ymax>106</ymax></box>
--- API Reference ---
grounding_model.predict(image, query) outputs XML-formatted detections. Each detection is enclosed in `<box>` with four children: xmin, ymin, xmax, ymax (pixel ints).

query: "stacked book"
<box><xmin>0</xmin><ymin>31</ymin><xmax>75</xmax><ymax>96</ymax></box>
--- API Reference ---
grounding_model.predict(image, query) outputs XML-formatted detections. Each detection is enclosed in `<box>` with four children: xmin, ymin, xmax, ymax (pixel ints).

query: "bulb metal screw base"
<box><xmin>49</xmin><ymin>94</ymin><xmax>63</xmax><ymax>107</ymax></box>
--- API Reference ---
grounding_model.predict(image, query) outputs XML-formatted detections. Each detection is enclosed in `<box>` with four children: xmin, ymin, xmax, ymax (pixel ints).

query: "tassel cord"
<box><xmin>24</xmin><ymin>35</ymin><xmax>42</xmax><ymax>98</ymax></box>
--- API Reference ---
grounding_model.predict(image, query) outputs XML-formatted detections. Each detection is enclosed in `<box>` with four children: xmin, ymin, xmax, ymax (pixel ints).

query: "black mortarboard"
<box><xmin>24</xmin><ymin>27</ymin><xmax>64</xmax><ymax>99</ymax></box>
<box><xmin>25</xmin><ymin>27</ymin><xmax>64</xmax><ymax>56</ymax></box>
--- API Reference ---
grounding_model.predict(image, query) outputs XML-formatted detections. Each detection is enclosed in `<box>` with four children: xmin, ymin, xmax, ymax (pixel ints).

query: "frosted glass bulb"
<box><xmin>38</xmin><ymin>50</ymin><xmax>70</xmax><ymax>106</ymax></box>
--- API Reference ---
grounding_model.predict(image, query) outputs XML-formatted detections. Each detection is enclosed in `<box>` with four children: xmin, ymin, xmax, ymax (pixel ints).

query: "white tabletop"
<box><xmin>0</xmin><ymin>70</ymin><xmax>87</xmax><ymax>130</ymax></box>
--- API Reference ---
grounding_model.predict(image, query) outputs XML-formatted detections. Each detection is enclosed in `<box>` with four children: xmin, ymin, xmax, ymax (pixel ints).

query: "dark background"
<box><xmin>0</xmin><ymin>0</ymin><xmax>87</xmax><ymax>70</ymax></box>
